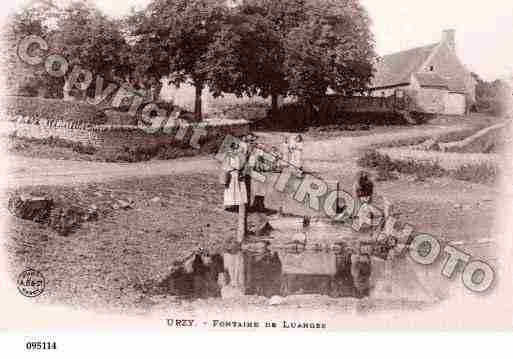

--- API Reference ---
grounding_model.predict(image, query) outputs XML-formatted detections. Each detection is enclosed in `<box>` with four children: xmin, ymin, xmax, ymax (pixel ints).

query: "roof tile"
<box><xmin>371</xmin><ymin>43</ymin><xmax>439</xmax><ymax>89</ymax></box>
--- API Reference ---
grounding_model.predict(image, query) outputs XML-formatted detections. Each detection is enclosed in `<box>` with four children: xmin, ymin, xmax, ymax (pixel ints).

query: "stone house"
<box><xmin>370</xmin><ymin>29</ymin><xmax>476</xmax><ymax>115</ymax></box>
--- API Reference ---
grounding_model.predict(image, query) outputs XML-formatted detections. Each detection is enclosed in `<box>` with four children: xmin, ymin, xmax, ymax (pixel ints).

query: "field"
<box><xmin>2</xmin><ymin>108</ymin><xmax>504</xmax><ymax>314</ymax></box>
<box><xmin>3</xmin><ymin>163</ymin><xmax>497</xmax><ymax>313</ymax></box>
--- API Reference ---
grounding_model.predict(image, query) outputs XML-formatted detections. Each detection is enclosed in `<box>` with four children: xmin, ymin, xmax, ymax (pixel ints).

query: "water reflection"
<box><xmin>158</xmin><ymin>246</ymin><xmax>372</xmax><ymax>300</ymax></box>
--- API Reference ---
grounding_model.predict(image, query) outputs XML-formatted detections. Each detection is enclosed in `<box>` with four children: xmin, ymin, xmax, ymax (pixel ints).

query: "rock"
<box><xmin>8</xmin><ymin>194</ymin><xmax>54</xmax><ymax>223</ymax></box>
<box><xmin>85</xmin><ymin>205</ymin><xmax>99</xmax><ymax>221</ymax></box>
<box><xmin>269</xmin><ymin>296</ymin><xmax>286</xmax><ymax>306</ymax></box>
<box><xmin>418</xmin><ymin>138</ymin><xmax>441</xmax><ymax>151</ymax></box>
<box><xmin>251</xmin><ymin>220</ymin><xmax>273</xmax><ymax>237</ymax></box>
<box><xmin>49</xmin><ymin>205</ymin><xmax>87</xmax><ymax>236</ymax></box>
<box><xmin>151</xmin><ymin>197</ymin><xmax>161</xmax><ymax>203</ymax></box>
<box><xmin>117</xmin><ymin>199</ymin><xmax>134</xmax><ymax>210</ymax></box>
<box><xmin>453</xmin><ymin>203</ymin><xmax>462</xmax><ymax>209</ymax></box>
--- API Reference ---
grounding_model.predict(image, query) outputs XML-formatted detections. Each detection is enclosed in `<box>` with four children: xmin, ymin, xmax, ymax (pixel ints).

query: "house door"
<box><xmin>446</xmin><ymin>93</ymin><xmax>466</xmax><ymax>115</ymax></box>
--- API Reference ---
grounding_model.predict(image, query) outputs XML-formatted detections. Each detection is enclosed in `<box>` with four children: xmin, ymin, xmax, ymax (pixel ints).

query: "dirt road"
<box><xmin>4</xmin><ymin>155</ymin><xmax>219</xmax><ymax>188</ymax></box>
<box><xmin>4</xmin><ymin>123</ymin><xmax>474</xmax><ymax>188</ymax></box>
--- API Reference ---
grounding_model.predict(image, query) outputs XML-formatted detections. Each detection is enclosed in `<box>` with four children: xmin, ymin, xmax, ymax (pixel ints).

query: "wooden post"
<box><xmin>336</xmin><ymin>181</ymin><xmax>340</xmax><ymax>213</ymax></box>
<box><xmin>237</xmin><ymin>203</ymin><xmax>247</xmax><ymax>243</ymax></box>
<box><xmin>237</xmin><ymin>169</ymin><xmax>250</xmax><ymax>243</ymax></box>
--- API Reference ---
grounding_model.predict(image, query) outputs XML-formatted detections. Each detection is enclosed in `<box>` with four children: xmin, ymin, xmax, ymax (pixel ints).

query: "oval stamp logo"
<box><xmin>17</xmin><ymin>269</ymin><xmax>45</xmax><ymax>297</ymax></box>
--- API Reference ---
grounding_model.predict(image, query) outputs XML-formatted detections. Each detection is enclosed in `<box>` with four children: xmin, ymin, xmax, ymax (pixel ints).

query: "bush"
<box><xmin>451</xmin><ymin>162</ymin><xmax>498</xmax><ymax>184</ymax></box>
<box><xmin>10</xmin><ymin>136</ymin><xmax>97</xmax><ymax>155</ymax></box>
<box><xmin>3</xmin><ymin>96</ymin><xmax>107</xmax><ymax>124</ymax></box>
<box><xmin>99</xmin><ymin>134</ymin><xmax>226</xmax><ymax>163</ymax></box>
<box><xmin>102</xmin><ymin>101</ymin><xmax>190</xmax><ymax>125</ymax></box>
<box><xmin>357</xmin><ymin>150</ymin><xmax>446</xmax><ymax>180</ymax></box>
<box><xmin>207</xmin><ymin>102</ymin><xmax>270</xmax><ymax>121</ymax></box>
<box><xmin>258</xmin><ymin>101</ymin><xmax>410</xmax><ymax>131</ymax></box>
<box><xmin>358</xmin><ymin>149</ymin><xmax>498</xmax><ymax>184</ymax></box>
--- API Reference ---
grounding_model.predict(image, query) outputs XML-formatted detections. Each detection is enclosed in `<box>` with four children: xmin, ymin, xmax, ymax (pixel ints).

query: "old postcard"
<box><xmin>1</xmin><ymin>0</ymin><xmax>512</xmax><ymax>338</ymax></box>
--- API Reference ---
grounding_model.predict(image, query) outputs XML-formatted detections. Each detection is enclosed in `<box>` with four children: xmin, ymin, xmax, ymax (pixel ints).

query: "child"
<box><xmin>289</xmin><ymin>134</ymin><xmax>304</xmax><ymax>170</ymax></box>
<box><xmin>280</xmin><ymin>135</ymin><xmax>291</xmax><ymax>166</ymax></box>
<box><xmin>353</xmin><ymin>170</ymin><xmax>374</xmax><ymax>205</ymax></box>
<box><xmin>352</xmin><ymin>171</ymin><xmax>378</xmax><ymax>232</ymax></box>
<box><xmin>248</xmin><ymin>142</ymin><xmax>269</xmax><ymax>212</ymax></box>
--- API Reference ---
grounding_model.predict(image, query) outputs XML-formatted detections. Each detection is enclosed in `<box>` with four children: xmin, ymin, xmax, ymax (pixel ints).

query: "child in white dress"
<box><xmin>289</xmin><ymin>134</ymin><xmax>304</xmax><ymax>170</ymax></box>
<box><xmin>280</xmin><ymin>136</ymin><xmax>291</xmax><ymax>166</ymax></box>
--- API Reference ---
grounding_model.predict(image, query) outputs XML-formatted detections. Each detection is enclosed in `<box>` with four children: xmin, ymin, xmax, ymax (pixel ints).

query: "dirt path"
<box><xmin>4</xmin><ymin>123</ymin><xmax>474</xmax><ymax>189</ymax></box>
<box><xmin>257</xmin><ymin>123</ymin><xmax>472</xmax><ymax>161</ymax></box>
<box><xmin>4</xmin><ymin>155</ymin><xmax>219</xmax><ymax>188</ymax></box>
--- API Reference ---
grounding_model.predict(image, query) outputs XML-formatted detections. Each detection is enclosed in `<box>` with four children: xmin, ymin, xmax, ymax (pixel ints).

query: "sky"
<box><xmin>6</xmin><ymin>0</ymin><xmax>513</xmax><ymax>80</ymax></box>
<box><xmin>93</xmin><ymin>0</ymin><xmax>513</xmax><ymax>80</ymax></box>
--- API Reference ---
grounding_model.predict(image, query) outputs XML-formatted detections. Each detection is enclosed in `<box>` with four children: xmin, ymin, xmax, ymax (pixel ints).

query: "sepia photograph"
<box><xmin>0</xmin><ymin>0</ymin><xmax>512</xmax><ymax>342</ymax></box>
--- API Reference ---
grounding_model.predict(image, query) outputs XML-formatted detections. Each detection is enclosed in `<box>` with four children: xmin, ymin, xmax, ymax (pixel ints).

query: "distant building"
<box><xmin>370</xmin><ymin>29</ymin><xmax>476</xmax><ymax>116</ymax></box>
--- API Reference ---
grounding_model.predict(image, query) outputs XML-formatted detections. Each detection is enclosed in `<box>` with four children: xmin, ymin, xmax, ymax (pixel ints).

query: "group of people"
<box><xmin>221</xmin><ymin>133</ymin><xmax>270</xmax><ymax>211</ymax></box>
<box><xmin>221</xmin><ymin>133</ymin><xmax>305</xmax><ymax>210</ymax></box>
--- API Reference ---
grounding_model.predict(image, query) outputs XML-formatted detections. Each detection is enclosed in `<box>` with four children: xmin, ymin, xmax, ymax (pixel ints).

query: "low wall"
<box><xmin>263</xmin><ymin>172</ymin><xmax>340</xmax><ymax>218</ymax></box>
<box><xmin>319</xmin><ymin>95</ymin><xmax>409</xmax><ymax>115</ymax></box>
<box><xmin>3</xmin><ymin>115</ymin><xmax>250</xmax><ymax>151</ymax></box>
<box><xmin>440</xmin><ymin>122</ymin><xmax>509</xmax><ymax>153</ymax></box>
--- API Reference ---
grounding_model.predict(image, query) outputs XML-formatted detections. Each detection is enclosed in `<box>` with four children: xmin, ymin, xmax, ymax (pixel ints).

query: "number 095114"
<box><xmin>25</xmin><ymin>341</ymin><xmax>57</xmax><ymax>350</ymax></box>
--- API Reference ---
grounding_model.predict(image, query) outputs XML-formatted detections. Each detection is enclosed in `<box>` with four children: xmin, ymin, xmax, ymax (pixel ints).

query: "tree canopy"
<box><xmin>126</xmin><ymin>0</ymin><xmax>229</xmax><ymax>119</ymax></box>
<box><xmin>4</xmin><ymin>0</ymin><xmax>377</xmax><ymax>119</ymax></box>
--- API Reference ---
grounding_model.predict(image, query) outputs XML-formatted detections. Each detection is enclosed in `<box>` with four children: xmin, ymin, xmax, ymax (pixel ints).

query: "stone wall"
<box><xmin>3</xmin><ymin>115</ymin><xmax>250</xmax><ymax>151</ymax></box>
<box><xmin>319</xmin><ymin>94</ymin><xmax>409</xmax><ymax>115</ymax></box>
<box><xmin>313</xmin><ymin>94</ymin><xmax>411</xmax><ymax>125</ymax></box>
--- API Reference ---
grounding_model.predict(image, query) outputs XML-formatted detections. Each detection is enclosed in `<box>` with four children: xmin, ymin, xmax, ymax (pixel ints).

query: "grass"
<box><xmin>451</xmin><ymin>162</ymin><xmax>498</xmax><ymax>184</ymax></box>
<box><xmin>374</xmin><ymin>126</ymin><xmax>485</xmax><ymax>150</ymax></box>
<box><xmin>9</xmin><ymin>135</ymin><xmax>97</xmax><ymax>156</ymax></box>
<box><xmin>7</xmin><ymin>133</ymin><xmax>225</xmax><ymax>163</ymax></box>
<box><xmin>358</xmin><ymin>149</ymin><xmax>498</xmax><ymax>184</ymax></box>
<box><xmin>4</xmin><ymin>172</ymin><xmax>495</xmax><ymax>312</ymax></box>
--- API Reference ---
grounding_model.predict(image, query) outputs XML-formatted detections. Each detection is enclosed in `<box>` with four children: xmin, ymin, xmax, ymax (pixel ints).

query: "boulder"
<box><xmin>8</xmin><ymin>194</ymin><xmax>54</xmax><ymax>223</ymax></box>
<box><xmin>418</xmin><ymin>138</ymin><xmax>440</xmax><ymax>151</ymax></box>
<box><xmin>49</xmin><ymin>205</ymin><xmax>88</xmax><ymax>236</ymax></box>
<box><xmin>116</xmin><ymin>199</ymin><xmax>135</xmax><ymax>210</ymax></box>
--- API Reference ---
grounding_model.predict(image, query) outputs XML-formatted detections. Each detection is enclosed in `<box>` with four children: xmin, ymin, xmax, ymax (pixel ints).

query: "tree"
<box><xmin>284</xmin><ymin>0</ymin><xmax>375</xmax><ymax>103</ymax></box>
<box><xmin>205</xmin><ymin>6</ymin><xmax>287</xmax><ymax>111</ymax></box>
<box><xmin>1</xmin><ymin>0</ymin><xmax>62</xmax><ymax>97</ymax></box>
<box><xmin>206</xmin><ymin>0</ymin><xmax>375</xmax><ymax>112</ymax></box>
<box><xmin>127</xmin><ymin>0</ymin><xmax>229</xmax><ymax>121</ymax></box>
<box><xmin>472</xmin><ymin>72</ymin><xmax>512</xmax><ymax>117</ymax></box>
<box><xmin>209</xmin><ymin>0</ymin><xmax>308</xmax><ymax>113</ymax></box>
<box><xmin>52</xmin><ymin>0</ymin><xmax>131</xmax><ymax>100</ymax></box>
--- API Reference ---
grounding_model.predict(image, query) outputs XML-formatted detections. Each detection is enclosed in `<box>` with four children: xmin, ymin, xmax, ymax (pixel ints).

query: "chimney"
<box><xmin>442</xmin><ymin>29</ymin><xmax>456</xmax><ymax>51</ymax></box>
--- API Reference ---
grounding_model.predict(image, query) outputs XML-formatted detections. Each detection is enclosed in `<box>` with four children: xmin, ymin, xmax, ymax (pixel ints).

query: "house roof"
<box><xmin>371</xmin><ymin>43</ymin><xmax>439</xmax><ymax>89</ymax></box>
<box><xmin>414</xmin><ymin>72</ymin><xmax>449</xmax><ymax>88</ymax></box>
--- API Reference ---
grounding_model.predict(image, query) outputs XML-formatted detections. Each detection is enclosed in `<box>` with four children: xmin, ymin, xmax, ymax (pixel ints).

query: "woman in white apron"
<box><xmin>223</xmin><ymin>142</ymin><xmax>248</xmax><ymax>211</ymax></box>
